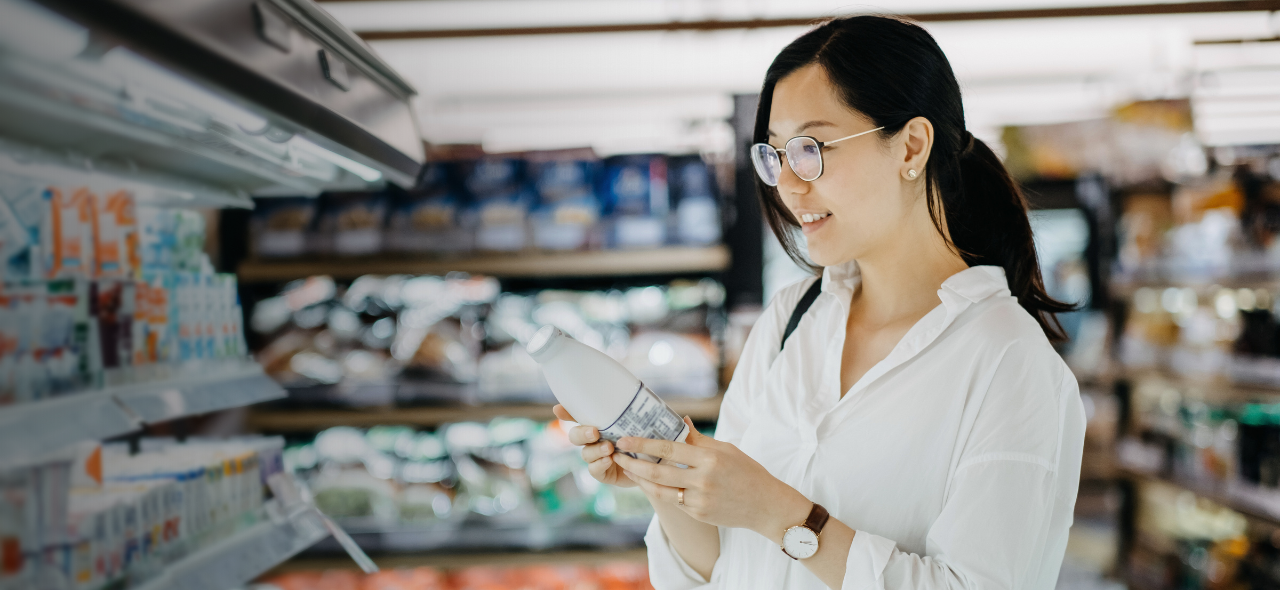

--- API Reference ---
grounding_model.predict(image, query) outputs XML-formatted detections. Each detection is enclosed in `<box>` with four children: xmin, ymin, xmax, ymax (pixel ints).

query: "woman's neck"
<box><xmin>850</xmin><ymin>236</ymin><xmax>969</xmax><ymax>327</ymax></box>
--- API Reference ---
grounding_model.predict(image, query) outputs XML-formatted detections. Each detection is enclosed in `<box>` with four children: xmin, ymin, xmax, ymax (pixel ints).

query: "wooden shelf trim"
<box><xmin>248</xmin><ymin>396</ymin><xmax>723</xmax><ymax>431</ymax></box>
<box><xmin>238</xmin><ymin>246</ymin><xmax>731</xmax><ymax>282</ymax></box>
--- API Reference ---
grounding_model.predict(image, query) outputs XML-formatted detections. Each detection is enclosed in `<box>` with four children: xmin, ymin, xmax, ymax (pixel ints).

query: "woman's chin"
<box><xmin>806</xmin><ymin>249</ymin><xmax>849</xmax><ymax>269</ymax></box>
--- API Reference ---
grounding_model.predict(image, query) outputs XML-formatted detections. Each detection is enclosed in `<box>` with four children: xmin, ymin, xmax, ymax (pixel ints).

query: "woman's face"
<box><xmin>767</xmin><ymin>63</ymin><xmax>920</xmax><ymax>268</ymax></box>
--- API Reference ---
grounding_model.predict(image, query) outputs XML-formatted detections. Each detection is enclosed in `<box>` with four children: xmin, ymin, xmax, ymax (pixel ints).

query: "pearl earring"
<box><xmin>907</xmin><ymin>169</ymin><xmax>917</xmax><ymax>179</ymax></box>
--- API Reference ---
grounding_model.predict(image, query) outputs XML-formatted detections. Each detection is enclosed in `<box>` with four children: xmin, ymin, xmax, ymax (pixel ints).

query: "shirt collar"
<box><xmin>937</xmin><ymin>265</ymin><xmax>1011</xmax><ymax>309</ymax></box>
<box><xmin>820</xmin><ymin>261</ymin><xmax>1010</xmax><ymax>310</ymax></box>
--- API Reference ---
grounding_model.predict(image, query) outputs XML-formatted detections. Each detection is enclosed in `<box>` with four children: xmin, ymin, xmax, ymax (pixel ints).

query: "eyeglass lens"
<box><xmin>749</xmin><ymin>137</ymin><xmax>824</xmax><ymax>186</ymax></box>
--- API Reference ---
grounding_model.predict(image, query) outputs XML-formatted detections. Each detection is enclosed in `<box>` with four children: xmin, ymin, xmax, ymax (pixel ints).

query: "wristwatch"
<box><xmin>781</xmin><ymin>502</ymin><xmax>829</xmax><ymax>560</ymax></box>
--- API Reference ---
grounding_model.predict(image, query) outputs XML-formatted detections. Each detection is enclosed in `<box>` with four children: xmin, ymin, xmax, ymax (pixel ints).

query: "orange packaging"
<box><xmin>42</xmin><ymin>187</ymin><xmax>97</xmax><ymax>279</ymax></box>
<box><xmin>94</xmin><ymin>190</ymin><xmax>139</xmax><ymax>279</ymax></box>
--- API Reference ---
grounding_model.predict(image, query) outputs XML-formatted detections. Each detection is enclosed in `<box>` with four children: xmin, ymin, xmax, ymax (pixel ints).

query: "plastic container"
<box><xmin>526</xmin><ymin>326</ymin><xmax>687</xmax><ymax>463</ymax></box>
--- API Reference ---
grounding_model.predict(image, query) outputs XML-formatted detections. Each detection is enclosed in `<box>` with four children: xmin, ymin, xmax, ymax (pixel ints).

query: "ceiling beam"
<box><xmin>349</xmin><ymin>1</ymin><xmax>1280</xmax><ymax>41</ymax></box>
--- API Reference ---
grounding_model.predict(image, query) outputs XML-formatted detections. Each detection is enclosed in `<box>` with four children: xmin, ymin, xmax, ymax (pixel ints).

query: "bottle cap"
<box><xmin>526</xmin><ymin>325</ymin><xmax>562</xmax><ymax>361</ymax></box>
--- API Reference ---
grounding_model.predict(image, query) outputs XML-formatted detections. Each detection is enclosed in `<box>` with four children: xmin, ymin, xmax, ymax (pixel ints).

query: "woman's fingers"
<box><xmin>586</xmin><ymin>454</ymin><xmax>614</xmax><ymax>479</ymax></box>
<box><xmin>616</xmin><ymin>436</ymin><xmax>706</xmax><ymax>466</ymax></box>
<box><xmin>582</xmin><ymin>440</ymin><xmax>613</xmax><ymax>463</ymax></box>
<box><xmin>614</xmin><ymin>453</ymin><xmax>694</xmax><ymax>489</ymax></box>
<box><xmin>552</xmin><ymin>404</ymin><xmax>575</xmax><ymax>422</ymax></box>
<box><xmin>567</xmin><ymin>425</ymin><xmax>600</xmax><ymax>446</ymax></box>
<box><xmin>627</xmin><ymin>468</ymin><xmax>682</xmax><ymax>504</ymax></box>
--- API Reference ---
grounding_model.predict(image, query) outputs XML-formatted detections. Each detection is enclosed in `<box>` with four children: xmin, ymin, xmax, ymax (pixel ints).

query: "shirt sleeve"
<box><xmin>840</xmin><ymin>340</ymin><xmax>1085</xmax><ymax>590</ymax></box>
<box><xmin>644</xmin><ymin>278</ymin><xmax>816</xmax><ymax>589</ymax></box>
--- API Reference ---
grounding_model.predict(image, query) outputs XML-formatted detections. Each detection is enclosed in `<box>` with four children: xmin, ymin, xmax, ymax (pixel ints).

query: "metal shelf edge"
<box><xmin>0</xmin><ymin>361</ymin><xmax>284</xmax><ymax>472</ymax></box>
<box><xmin>132</xmin><ymin>507</ymin><xmax>330</xmax><ymax>590</ymax></box>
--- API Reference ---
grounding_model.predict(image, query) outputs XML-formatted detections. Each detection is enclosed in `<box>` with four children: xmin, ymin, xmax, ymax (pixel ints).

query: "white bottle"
<box><xmin>527</xmin><ymin>326</ymin><xmax>688</xmax><ymax>463</ymax></box>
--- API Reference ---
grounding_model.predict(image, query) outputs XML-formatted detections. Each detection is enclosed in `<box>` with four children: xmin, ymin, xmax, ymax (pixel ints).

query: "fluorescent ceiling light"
<box><xmin>291</xmin><ymin>136</ymin><xmax>383</xmax><ymax>182</ymax></box>
<box><xmin>0</xmin><ymin>0</ymin><xmax>88</xmax><ymax>61</ymax></box>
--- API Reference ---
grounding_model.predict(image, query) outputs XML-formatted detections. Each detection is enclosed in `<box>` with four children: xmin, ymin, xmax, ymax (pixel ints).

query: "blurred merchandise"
<box><xmin>530</xmin><ymin>159</ymin><xmax>602</xmax><ymax>251</ymax></box>
<box><xmin>387</xmin><ymin>164</ymin><xmax>474</xmax><ymax>255</ymax></box>
<box><xmin>250</xmin><ymin>198</ymin><xmax>319</xmax><ymax>259</ymax></box>
<box><xmin>257</xmin><ymin>561</ymin><xmax>654</xmax><ymax>590</ymax></box>
<box><xmin>0</xmin><ymin>170</ymin><xmax>248</xmax><ymax>406</ymax></box>
<box><xmin>310</xmin><ymin>193</ymin><xmax>391</xmax><ymax>258</ymax></box>
<box><xmin>282</xmin><ymin>419</ymin><xmax>661</xmax><ymax>553</ymax></box>
<box><xmin>1117</xmin><ymin>283</ymin><xmax>1280</xmax><ymax>387</ymax></box>
<box><xmin>1126</xmin><ymin>479</ymin><xmax>1249</xmax><ymax>590</ymax></box>
<box><xmin>466</xmin><ymin>159</ymin><xmax>532</xmax><ymax>253</ymax></box>
<box><xmin>251</xmin><ymin>274</ymin><xmax>723</xmax><ymax>408</ymax></box>
<box><xmin>246</xmin><ymin>153</ymin><xmax>723</xmax><ymax>261</ymax></box>
<box><xmin>1002</xmin><ymin>100</ymin><xmax>1194</xmax><ymax>186</ymax></box>
<box><xmin>0</xmin><ymin>436</ymin><xmax>285</xmax><ymax>590</ymax></box>
<box><xmin>601</xmin><ymin>156</ymin><xmax>667</xmax><ymax>250</ymax></box>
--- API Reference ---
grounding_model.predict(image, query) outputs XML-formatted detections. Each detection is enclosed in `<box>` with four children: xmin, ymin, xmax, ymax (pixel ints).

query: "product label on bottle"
<box><xmin>598</xmin><ymin>384</ymin><xmax>689</xmax><ymax>464</ymax></box>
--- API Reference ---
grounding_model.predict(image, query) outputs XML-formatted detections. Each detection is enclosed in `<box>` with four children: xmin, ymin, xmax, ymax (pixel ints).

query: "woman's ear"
<box><xmin>900</xmin><ymin>116</ymin><xmax>934</xmax><ymax>180</ymax></box>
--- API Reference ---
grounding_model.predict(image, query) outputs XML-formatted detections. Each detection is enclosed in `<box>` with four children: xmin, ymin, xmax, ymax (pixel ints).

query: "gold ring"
<box><xmin>677</xmin><ymin>488</ymin><xmax>685</xmax><ymax>505</ymax></box>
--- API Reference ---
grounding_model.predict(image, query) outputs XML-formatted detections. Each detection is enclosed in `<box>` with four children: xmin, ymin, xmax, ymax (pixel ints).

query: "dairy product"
<box><xmin>526</xmin><ymin>326</ymin><xmax>687</xmax><ymax>463</ymax></box>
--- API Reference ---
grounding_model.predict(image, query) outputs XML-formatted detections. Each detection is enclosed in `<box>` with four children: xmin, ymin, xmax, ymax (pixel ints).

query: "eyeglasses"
<box><xmin>749</xmin><ymin>127</ymin><xmax>884</xmax><ymax>186</ymax></box>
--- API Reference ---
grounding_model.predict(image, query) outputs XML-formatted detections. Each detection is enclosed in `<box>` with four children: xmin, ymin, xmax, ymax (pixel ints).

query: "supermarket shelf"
<box><xmin>247</xmin><ymin>395</ymin><xmax>723</xmax><ymax>431</ymax></box>
<box><xmin>1111</xmin><ymin>255</ymin><xmax>1280</xmax><ymax>297</ymax></box>
<box><xmin>305</xmin><ymin>518</ymin><xmax>649</xmax><ymax>555</ymax></box>
<box><xmin>133</xmin><ymin>506</ymin><xmax>330</xmax><ymax>590</ymax></box>
<box><xmin>1120</xmin><ymin>466</ymin><xmax>1280</xmax><ymax>525</ymax></box>
<box><xmin>273</xmin><ymin>547</ymin><xmax>647</xmax><ymax>574</ymax></box>
<box><xmin>1116</xmin><ymin>353</ymin><xmax>1280</xmax><ymax>393</ymax></box>
<box><xmin>0</xmin><ymin>361</ymin><xmax>285</xmax><ymax>471</ymax></box>
<box><xmin>236</xmin><ymin>246</ymin><xmax>731</xmax><ymax>282</ymax></box>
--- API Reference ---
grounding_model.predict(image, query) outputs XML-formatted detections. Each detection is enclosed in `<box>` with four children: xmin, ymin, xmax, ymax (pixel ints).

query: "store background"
<box><xmin>4</xmin><ymin>0</ymin><xmax>1280</xmax><ymax>588</ymax></box>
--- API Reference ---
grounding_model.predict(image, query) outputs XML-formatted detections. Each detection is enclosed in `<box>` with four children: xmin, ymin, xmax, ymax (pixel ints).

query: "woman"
<box><xmin>553</xmin><ymin>15</ymin><xmax>1086</xmax><ymax>589</ymax></box>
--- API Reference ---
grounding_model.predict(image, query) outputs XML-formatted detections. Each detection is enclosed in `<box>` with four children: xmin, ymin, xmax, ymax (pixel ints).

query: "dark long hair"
<box><xmin>754</xmin><ymin>15</ymin><xmax>1076</xmax><ymax>341</ymax></box>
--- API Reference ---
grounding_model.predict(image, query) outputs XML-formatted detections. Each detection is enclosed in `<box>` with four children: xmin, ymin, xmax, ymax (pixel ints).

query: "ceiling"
<box><xmin>318</xmin><ymin>1</ymin><xmax>1280</xmax><ymax>154</ymax></box>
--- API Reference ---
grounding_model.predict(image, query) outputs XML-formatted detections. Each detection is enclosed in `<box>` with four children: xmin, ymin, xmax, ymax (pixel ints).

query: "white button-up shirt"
<box><xmin>645</xmin><ymin>262</ymin><xmax>1086</xmax><ymax>589</ymax></box>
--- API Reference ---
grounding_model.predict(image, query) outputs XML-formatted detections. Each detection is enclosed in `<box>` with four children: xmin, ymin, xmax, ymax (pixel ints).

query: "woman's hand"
<box><xmin>614</xmin><ymin>417</ymin><xmax>811</xmax><ymax>543</ymax></box>
<box><xmin>552</xmin><ymin>404</ymin><xmax>637</xmax><ymax>488</ymax></box>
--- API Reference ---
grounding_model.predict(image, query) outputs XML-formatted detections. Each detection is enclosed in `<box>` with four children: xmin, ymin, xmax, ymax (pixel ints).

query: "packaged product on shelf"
<box><xmin>465</xmin><ymin>159</ymin><xmax>530</xmax><ymax>252</ymax></box>
<box><xmin>41</xmin><ymin>187</ymin><xmax>96</xmax><ymax>280</ymax></box>
<box><xmin>137</xmin><ymin>207</ymin><xmax>175</xmax><ymax>272</ymax></box>
<box><xmin>21</xmin><ymin>437</ymin><xmax>284</xmax><ymax>589</ymax></box>
<box><xmin>387</xmin><ymin>163</ymin><xmax>475</xmax><ymax>255</ymax></box>
<box><xmin>93</xmin><ymin>191</ymin><xmax>139</xmax><ymax>280</ymax></box>
<box><xmin>172</xmin><ymin>210</ymin><xmax>207</xmax><ymax>273</ymax></box>
<box><xmin>93</xmin><ymin>280</ymin><xmax>133</xmax><ymax>375</ymax></box>
<box><xmin>0</xmin><ymin>197</ymin><xmax>28</xmax><ymax>283</ymax></box>
<box><xmin>529</xmin><ymin>160</ymin><xmax>601</xmax><ymax>251</ymax></box>
<box><xmin>309</xmin><ymin>193</ymin><xmax>388</xmax><ymax>257</ymax></box>
<box><xmin>669</xmin><ymin>156</ymin><xmax>721</xmax><ymax>247</ymax></box>
<box><xmin>602</xmin><ymin>155</ymin><xmax>668</xmax><ymax>249</ymax></box>
<box><xmin>0</xmin><ymin>171</ymin><xmax>46</xmax><ymax>282</ymax></box>
<box><xmin>250</xmin><ymin>197</ymin><xmax>318</xmax><ymax>259</ymax></box>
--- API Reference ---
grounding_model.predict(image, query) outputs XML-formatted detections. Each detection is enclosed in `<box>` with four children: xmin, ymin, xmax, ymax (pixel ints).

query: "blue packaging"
<box><xmin>601</xmin><ymin>155</ymin><xmax>668</xmax><ymax>249</ymax></box>
<box><xmin>530</xmin><ymin>160</ymin><xmax>601</xmax><ymax>251</ymax></box>
<box><xmin>387</xmin><ymin>163</ymin><xmax>475</xmax><ymax>254</ymax></box>
<box><xmin>464</xmin><ymin>159</ymin><xmax>531</xmax><ymax>252</ymax></box>
<box><xmin>668</xmin><ymin>156</ymin><xmax>721</xmax><ymax>246</ymax></box>
<box><xmin>249</xmin><ymin>197</ymin><xmax>317</xmax><ymax>259</ymax></box>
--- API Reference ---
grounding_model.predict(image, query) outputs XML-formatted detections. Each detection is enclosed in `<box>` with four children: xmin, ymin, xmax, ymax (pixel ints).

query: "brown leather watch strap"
<box><xmin>805</xmin><ymin>503</ymin><xmax>830</xmax><ymax>535</ymax></box>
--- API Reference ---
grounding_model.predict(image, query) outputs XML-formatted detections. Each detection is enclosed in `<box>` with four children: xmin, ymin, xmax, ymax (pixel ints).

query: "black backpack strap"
<box><xmin>780</xmin><ymin>278</ymin><xmax>823</xmax><ymax>352</ymax></box>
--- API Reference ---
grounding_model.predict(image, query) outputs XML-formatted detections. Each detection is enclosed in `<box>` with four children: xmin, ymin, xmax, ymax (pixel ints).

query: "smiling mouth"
<box><xmin>800</xmin><ymin>212</ymin><xmax>830</xmax><ymax>224</ymax></box>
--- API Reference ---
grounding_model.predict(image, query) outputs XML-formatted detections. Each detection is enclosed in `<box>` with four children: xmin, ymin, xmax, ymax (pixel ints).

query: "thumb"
<box><xmin>682</xmin><ymin>416</ymin><xmax>710</xmax><ymax>445</ymax></box>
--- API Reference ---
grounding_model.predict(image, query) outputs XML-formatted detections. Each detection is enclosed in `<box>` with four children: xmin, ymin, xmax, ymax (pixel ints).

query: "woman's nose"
<box><xmin>776</xmin><ymin>156</ymin><xmax>810</xmax><ymax>197</ymax></box>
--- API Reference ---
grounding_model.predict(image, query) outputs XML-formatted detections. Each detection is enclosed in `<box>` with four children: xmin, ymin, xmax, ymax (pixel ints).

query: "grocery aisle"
<box><xmin>4</xmin><ymin>1</ymin><xmax>1280</xmax><ymax>589</ymax></box>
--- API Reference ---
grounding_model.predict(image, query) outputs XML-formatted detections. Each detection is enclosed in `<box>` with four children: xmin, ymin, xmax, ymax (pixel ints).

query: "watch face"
<box><xmin>783</xmin><ymin>526</ymin><xmax>819</xmax><ymax>559</ymax></box>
